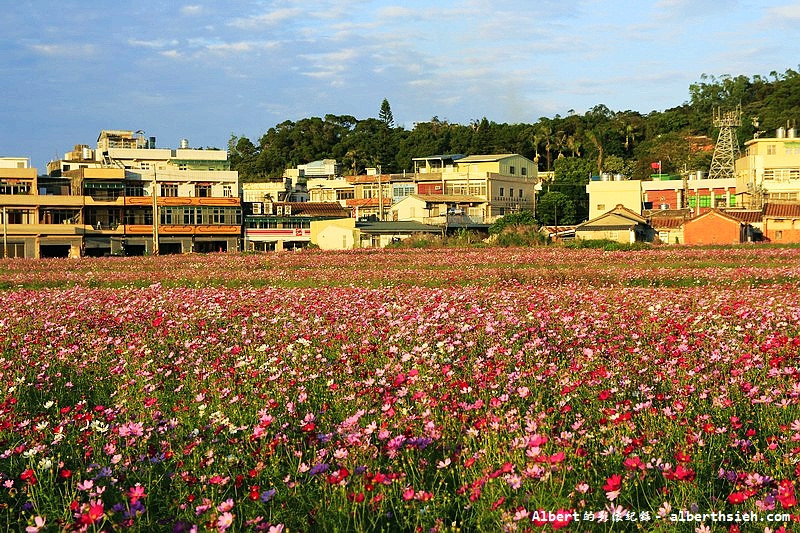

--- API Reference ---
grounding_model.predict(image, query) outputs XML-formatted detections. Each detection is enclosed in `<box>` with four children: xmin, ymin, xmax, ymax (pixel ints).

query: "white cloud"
<box><xmin>205</xmin><ymin>41</ymin><xmax>279</xmax><ymax>54</ymax></box>
<box><xmin>29</xmin><ymin>43</ymin><xmax>95</xmax><ymax>57</ymax></box>
<box><xmin>228</xmin><ymin>8</ymin><xmax>302</xmax><ymax>29</ymax></box>
<box><xmin>160</xmin><ymin>50</ymin><xmax>184</xmax><ymax>60</ymax></box>
<box><xmin>128</xmin><ymin>39</ymin><xmax>179</xmax><ymax>49</ymax></box>
<box><xmin>181</xmin><ymin>4</ymin><xmax>203</xmax><ymax>16</ymax></box>
<box><xmin>763</xmin><ymin>3</ymin><xmax>800</xmax><ymax>25</ymax></box>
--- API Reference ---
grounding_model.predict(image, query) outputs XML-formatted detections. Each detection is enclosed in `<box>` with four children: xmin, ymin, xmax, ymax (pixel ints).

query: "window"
<box><xmin>183</xmin><ymin>208</ymin><xmax>194</xmax><ymax>225</ymax></box>
<box><xmin>140</xmin><ymin>162</ymin><xmax>150</xmax><ymax>170</ymax></box>
<box><xmin>223</xmin><ymin>185</ymin><xmax>232</xmax><ymax>198</ymax></box>
<box><xmin>161</xmin><ymin>207</ymin><xmax>175</xmax><ymax>224</ymax></box>
<box><xmin>509</xmin><ymin>166</ymin><xmax>516</xmax><ymax>175</ymax></box>
<box><xmin>0</xmin><ymin>181</ymin><xmax>31</xmax><ymax>195</ymax></box>
<box><xmin>767</xmin><ymin>145</ymin><xmax>776</xmax><ymax>155</ymax></box>
<box><xmin>509</xmin><ymin>188</ymin><xmax>514</xmax><ymax>198</ymax></box>
<box><xmin>337</xmin><ymin>189</ymin><xmax>354</xmax><ymax>200</ymax></box>
<box><xmin>125</xmin><ymin>182</ymin><xmax>145</xmax><ymax>197</ymax></box>
<box><xmin>161</xmin><ymin>183</ymin><xmax>178</xmax><ymax>197</ymax></box>
<box><xmin>499</xmin><ymin>187</ymin><xmax>504</xmax><ymax>197</ymax></box>
<box><xmin>597</xmin><ymin>204</ymin><xmax>605</xmax><ymax>212</ymax></box>
<box><xmin>776</xmin><ymin>230</ymin><xmax>783</xmax><ymax>240</ymax></box>
<box><xmin>521</xmin><ymin>167</ymin><xmax>527</xmax><ymax>176</ymax></box>
<box><xmin>195</xmin><ymin>184</ymin><xmax>211</xmax><ymax>197</ymax></box>
<box><xmin>178</xmin><ymin>163</ymin><xmax>188</xmax><ymax>171</ymax></box>
<box><xmin>519</xmin><ymin>189</ymin><xmax>524</xmax><ymax>198</ymax></box>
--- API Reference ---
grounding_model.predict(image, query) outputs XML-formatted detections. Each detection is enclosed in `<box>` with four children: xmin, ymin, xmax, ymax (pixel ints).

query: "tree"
<box><xmin>536</xmin><ymin>191</ymin><xmax>576</xmax><ymax>226</ymax></box>
<box><xmin>488</xmin><ymin>211</ymin><xmax>536</xmax><ymax>235</ymax></box>
<box><xmin>379</xmin><ymin>99</ymin><xmax>394</xmax><ymax>128</ymax></box>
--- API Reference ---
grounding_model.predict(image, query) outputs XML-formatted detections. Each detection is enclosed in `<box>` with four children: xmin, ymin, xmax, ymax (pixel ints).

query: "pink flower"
<box><xmin>25</xmin><ymin>516</ymin><xmax>45</xmax><ymax>533</ymax></box>
<box><xmin>216</xmin><ymin>511</ymin><xmax>234</xmax><ymax>531</ymax></box>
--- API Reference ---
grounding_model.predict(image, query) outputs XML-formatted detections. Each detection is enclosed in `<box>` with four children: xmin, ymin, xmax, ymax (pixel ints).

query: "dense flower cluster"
<box><xmin>0</xmin><ymin>248</ymin><xmax>799</xmax><ymax>531</ymax></box>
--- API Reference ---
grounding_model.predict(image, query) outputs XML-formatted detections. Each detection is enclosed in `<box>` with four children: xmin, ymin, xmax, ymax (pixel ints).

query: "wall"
<box><xmin>683</xmin><ymin>212</ymin><xmax>741</xmax><ymax>245</ymax></box>
<box><xmin>586</xmin><ymin>180</ymin><xmax>642</xmax><ymax>220</ymax></box>
<box><xmin>311</xmin><ymin>218</ymin><xmax>357</xmax><ymax>250</ymax></box>
<box><xmin>764</xmin><ymin>218</ymin><xmax>800</xmax><ymax>243</ymax></box>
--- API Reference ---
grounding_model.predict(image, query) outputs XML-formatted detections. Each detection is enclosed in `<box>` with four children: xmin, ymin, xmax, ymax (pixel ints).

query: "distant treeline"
<box><xmin>229</xmin><ymin>69</ymin><xmax>800</xmax><ymax>223</ymax></box>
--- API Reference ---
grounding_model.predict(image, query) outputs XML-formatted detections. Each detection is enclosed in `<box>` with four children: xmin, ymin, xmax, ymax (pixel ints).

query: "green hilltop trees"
<box><xmin>228</xmin><ymin>69</ymin><xmax>800</xmax><ymax>223</ymax></box>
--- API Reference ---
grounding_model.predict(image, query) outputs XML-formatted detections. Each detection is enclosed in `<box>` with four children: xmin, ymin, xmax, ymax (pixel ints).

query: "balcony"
<box><xmin>423</xmin><ymin>214</ymin><xmax>488</xmax><ymax>227</ymax></box>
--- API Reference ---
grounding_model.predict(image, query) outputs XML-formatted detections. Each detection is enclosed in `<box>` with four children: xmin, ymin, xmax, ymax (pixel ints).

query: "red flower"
<box><xmin>491</xmin><ymin>497</ymin><xmax>505</xmax><ymax>511</ymax></box>
<box><xmin>19</xmin><ymin>468</ymin><xmax>37</xmax><ymax>485</ymax></box>
<box><xmin>778</xmin><ymin>480</ymin><xmax>797</xmax><ymax>509</ymax></box>
<box><xmin>603</xmin><ymin>474</ymin><xmax>622</xmax><ymax>492</ymax></box>
<box><xmin>727</xmin><ymin>491</ymin><xmax>749</xmax><ymax>504</ymax></box>
<box><xmin>623</xmin><ymin>456</ymin><xmax>644</xmax><ymax>470</ymax></box>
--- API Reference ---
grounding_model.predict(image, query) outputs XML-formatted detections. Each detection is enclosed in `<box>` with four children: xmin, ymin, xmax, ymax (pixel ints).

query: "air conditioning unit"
<box><xmin>276</xmin><ymin>206</ymin><xmax>283</xmax><ymax>216</ymax></box>
<box><xmin>284</xmin><ymin>204</ymin><xmax>292</xmax><ymax>215</ymax></box>
<box><xmin>252</xmin><ymin>202</ymin><xmax>262</xmax><ymax>215</ymax></box>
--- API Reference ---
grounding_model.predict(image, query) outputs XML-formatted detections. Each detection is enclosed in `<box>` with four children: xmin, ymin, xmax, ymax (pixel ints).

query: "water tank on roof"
<box><xmin>777</xmin><ymin>127</ymin><xmax>786</xmax><ymax>138</ymax></box>
<box><xmin>789</xmin><ymin>128</ymin><xmax>797</xmax><ymax>138</ymax></box>
<box><xmin>601</xmin><ymin>172</ymin><xmax>612</xmax><ymax>181</ymax></box>
<box><xmin>180</xmin><ymin>138</ymin><xmax>190</xmax><ymax>149</ymax></box>
<box><xmin>613</xmin><ymin>173</ymin><xmax>624</xmax><ymax>181</ymax></box>
<box><xmin>81</xmin><ymin>147</ymin><xmax>93</xmax><ymax>160</ymax></box>
<box><xmin>660</xmin><ymin>203</ymin><xmax>669</xmax><ymax>210</ymax></box>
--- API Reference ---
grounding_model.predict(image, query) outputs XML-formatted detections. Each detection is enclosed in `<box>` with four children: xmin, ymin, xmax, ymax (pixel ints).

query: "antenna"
<box><xmin>708</xmin><ymin>105</ymin><xmax>742</xmax><ymax>180</ymax></box>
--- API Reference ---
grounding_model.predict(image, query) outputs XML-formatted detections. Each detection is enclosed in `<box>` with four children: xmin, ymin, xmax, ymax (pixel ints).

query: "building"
<box><xmin>0</xmin><ymin>157</ymin><xmax>87</xmax><ymax>258</ymax></box>
<box><xmin>682</xmin><ymin>209</ymin><xmax>753</xmax><ymax>245</ymax></box>
<box><xmin>311</xmin><ymin>218</ymin><xmax>442</xmax><ymax>250</ymax></box>
<box><xmin>762</xmin><ymin>203</ymin><xmax>800</xmax><ymax>243</ymax></box>
<box><xmin>575</xmin><ymin>204</ymin><xmax>653</xmax><ymax>243</ymax></box>
<box><xmin>91</xmin><ymin>130</ymin><xmax>241</xmax><ymax>254</ymax></box>
<box><xmin>736</xmin><ymin>128</ymin><xmax>800</xmax><ymax>208</ymax></box>
<box><xmin>244</xmin><ymin>201</ymin><xmax>349</xmax><ymax>251</ymax></box>
<box><xmin>587</xmin><ymin>174</ymin><xmax>739</xmax><ymax>222</ymax></box>
<box><xmin>649</xmin><ymin>211</ymin><xmax>690</xmax><ymax>245</ymax></box>
<box><xmin>587</xmin><ymin>177</ymin><xmax>642</xmax><ymax>220</ymax></box>
<box><xmin>1</xmin><ymin>130</ymin><xmax>242</xmax><ymax>258</ymax></box>
<box><xmin>391</xmin><ymin>194</ymin><xmax>487</xmax><ymax>226</ymax></box>
<box><xmin>412</xmin><ymin>153</ymin><xmax>538</xmax><ymax>219</ymax></box>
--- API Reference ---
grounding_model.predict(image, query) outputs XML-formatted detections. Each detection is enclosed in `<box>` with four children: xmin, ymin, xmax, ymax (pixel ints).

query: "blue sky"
<box><xmin>3</xmin><ymin>0</ymin><xmax>800</xmax><ymax>171</ymax></box>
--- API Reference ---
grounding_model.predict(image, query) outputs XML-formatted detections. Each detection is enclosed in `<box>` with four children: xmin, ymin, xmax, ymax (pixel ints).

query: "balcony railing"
<box><xmin>423</xmin><ymin>214</ymin><xmax>487</xmax><ymax>226</ymax></box>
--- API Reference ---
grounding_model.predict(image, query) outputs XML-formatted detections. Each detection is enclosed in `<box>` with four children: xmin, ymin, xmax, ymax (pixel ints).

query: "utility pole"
<box><xmin>377</xmin><ymin>165</ymin><xmax>383</xmax><ymax>221</ymax></box>
<box><xmin>2</xmin><ymin>206</ymin><xmax>7</xmax><ymax>258</ymax></box>
<box><xmin>152</xmin><ymin>168</ymin><xmax>159</xmax><ymax>255</ymax></box>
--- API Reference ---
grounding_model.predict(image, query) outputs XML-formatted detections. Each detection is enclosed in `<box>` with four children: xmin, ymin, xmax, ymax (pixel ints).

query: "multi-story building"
<box><xmin>587</xmin><ymin>174</ymin><xmax>738</xmax><ymax>221</ymax></box>
<box><xmin>1</xmin><ymin>157</ymin><xmax>82</xmax><ymax>258</ymax></box>
<box><xmin>1</xmin><ymin>130</ymin><xmax>241</xmax><ymax>258</ymax></box>
<box><xmin>243</xmin><ymin>200</ymin><xmax>349</xmax><ymax>251</ymax></box>
<box><xmin>736</xmin><ymin>128</ymin><xmax>800</xmax><ymax>208</ymax></box>
<box><xmin>411</xmin><ymin>153</ymin><xmax>537</xmax><ymax>219</ymax></box>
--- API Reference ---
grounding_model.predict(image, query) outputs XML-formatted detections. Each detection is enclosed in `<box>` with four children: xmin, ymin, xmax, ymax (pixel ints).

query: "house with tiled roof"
<box><xmin>649</xmin><ymin>215</ymin><xmax>688</xmax><ymax>244</ymax></box>
<box><xmin>763</xmin><ymin>203</ymin><xmax>800</xmax><ymax>242</ymax></box>
<box><xmin>391</xmin><ymin>193</ymin><xmax>488</xmax><ymax>227</ymax></box>
<box><xmin>683</xmin><ymin>209</ymin><xmax>755</xmax><ymax>245</ymax></box>
<box><xmin>575</xmin><ymin>204</ymin><xmax>654</xmax><ymax>243</ymax></box>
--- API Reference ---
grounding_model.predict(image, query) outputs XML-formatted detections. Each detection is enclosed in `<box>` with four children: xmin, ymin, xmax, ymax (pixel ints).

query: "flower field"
<box><xmin>2</xmin><ymin>247</ymin><xmax>800</xmax><ymax>532</ymax></box>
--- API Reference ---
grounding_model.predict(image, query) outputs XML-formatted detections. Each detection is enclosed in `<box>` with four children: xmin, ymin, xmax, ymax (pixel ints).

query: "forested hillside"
<box><xmin>229</xmin><ymin>69</ymin><xmax>800</xmax><ymax>222</ymax></box>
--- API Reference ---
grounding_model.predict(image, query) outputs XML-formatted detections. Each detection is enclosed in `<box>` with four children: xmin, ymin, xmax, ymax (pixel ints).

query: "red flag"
<box><xmin>651</xmin><ymin>162</ymin><xmax>660</xmax><ymax>169</ymax></box>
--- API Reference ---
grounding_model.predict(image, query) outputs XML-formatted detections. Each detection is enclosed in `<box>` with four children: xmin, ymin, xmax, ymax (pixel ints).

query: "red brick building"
<box><xmin>683</xmin><ymin>209</ymin><xmax>749</xmax><ymax>245</ymax></box>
